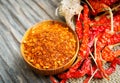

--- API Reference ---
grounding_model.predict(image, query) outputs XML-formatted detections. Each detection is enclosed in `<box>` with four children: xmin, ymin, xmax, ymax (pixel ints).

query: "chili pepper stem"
<box><xmin>90</xmin><ymin>64</ymin><xmax>93</xmax><ymax>75</ymax></box>
<box><xmin>95</xmin><ymin>5</ymin><xmax>120</xmax><ymax>20</ymax></box>
<box><xmin>94</xmin><ymin>38</ymin><xmax>97</xmax><ymax>59</ymax></box>
<box><xmin>85</xmin><ymin>0</ymin><xmax>95</xmax><ymax>13</ymax></box>
<box><xmin>89</xmin><ymin>51</ymin><xmax>97</xmax><ymax>66</ymax></box>
<box><xmin>103</xmin><ymin>7</ymin><xmax>114</xmax><ymax>33</ymax></box>
<box><xmin>100</xmin><ymin>52</ymin><xmax>106</xmax><ymax>64</ymax></box>
<box><xmin>88</xmin><ymin>69</ymin><xmax>99</xmax><ymax>83</ymax></box>
<box><xmin>109</xmin><ymin>43</ymin><xmax>120</xmax><ymax>49</ymax></box>
<box><xmin>108</xmin><ymin>7</ymin><xmax>114</xmax><ymax>33</ymax></box>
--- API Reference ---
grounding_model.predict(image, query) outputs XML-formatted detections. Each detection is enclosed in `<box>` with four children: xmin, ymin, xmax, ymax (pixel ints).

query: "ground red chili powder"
<box><xmin>22</xmin><ymin>21</ymin><xmax>77</xmax><ymax>69</ymax></box>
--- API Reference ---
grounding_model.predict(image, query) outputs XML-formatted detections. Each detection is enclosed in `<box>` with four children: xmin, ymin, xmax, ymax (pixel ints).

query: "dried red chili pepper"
<box><xmin>50</xmin><ymin>58</ymin><xmax>84</xmax><ymax>83</ymax></box>
<box><xmin>87</xmin><ymin>65</ymin><xmax>102</xmax><ymax>79</ymax></box>
<box><xmin>95</xmin><ymin>31</ymin><xmax>114</xmax><ymax>78</ymax></box>
<box><xmin>58</xmin><ymin>58</ymin><xmax>91</xmax><ymax>79</ymax></box>
<box><xmin>79</xmin><ymin>4</ymin><xmax>90</xmax><ymax>58</ymax></box>
<box><xmin>107</xmin><ymin>32</ymin><xmax>120</xmax><ymax>45</ymax></box>
<box><xmin>93</xmin><ymin>29</ymin><xmax>114</xmax><ymax>78</ymax></box>
<box><xmin>100</xmin><ymin>32</ymin><xmax>120</xmax><ymax>62</ymax></box>
<box><xmin>100</xmin><ymin>0</ymin><xmax>119</xmax><ymax>6</ymax></box>
<box><xmin>102</xmin><ymin>45</ymin><xmax>115</xmax><ymax>61</ymax></box>
<box><xmin>50</xmin><ymin>57</ymin><xmax>120</xmax><ymax>83</ymax></box>
<box><xmin>87</xmin><ymin>58</ymin><xmax>120</xmax><ymax>79</ymax></box>
<box><xmin>75</xmin><ymin>15</ymin><xmax>83</xmax><ymax>40</ymax></box>
<box><xmin>87</xmin><ymin>0</ymin><xmax>119</xmax><ymax>15</ymax></box>
<box><xmin>91</xmin><ymin>10</ymin><xmax>119</xmax><ymax>78</ymax></box>
<box><xmin>59</xmin><ymin>79</ymin><xmax>67</xmax><ymax>83</ymax></box>
<box><xmin>88</xmin><ymin>15</ymin><xmax>120</xmax><ymax>48</ymax></box>
<box><xmin>114</xmin><ymin>50</ymin><xmax>120</xmax><ymax>58</ymax></box>
<box><xmin>102</xmin><ymin>43</ymin><xmax>120</xmax><ymax>62</ymax></box>
<box><xmin>105</xmin><ymin>58</ymin><xmax>120</xmax><ymax>75</ymax></box>
<box><xmin>87</xmin><ymin>0</ymin><xmax>108</xmax><ymax>15</ymax></box>
<box><xmin>97</xmin><ymin>30</ymin><xmax>114</xmax><ymax>50</ymax></box>
<box><xmin>89</xmin><ymin>15</ymin><xmax>120</xmax><ymax>50</ymax></box>
<box><xmin>88</xmin><ymin>29</ymin><xmax>100</xmax><ymax>48</ymax></box>
<box><xmin>50</xmin><ymin>75</ymin><xmax>67</xmax><ymax>83</ymax></box>
<box><xmin>116</xmin><ymin>58</ymin><xmax>120</xmax><ymax>65</ymax></box>
<box><xmin>69</xmin><ymin>58</ymin><xmax>84</xmax><ymax>73</ymax></box>
<box><xmin>50</xmin><ymin>76</ymin><xmax>58</xmax><ymax>83</ymax></box>
<box><xmin>112</xmin><ymin>15</ymin><xmax>120</xmax><ymax>32</ymax></box>
<box><xmin>83</xmin><ymin>76</ymin><xmax>91</xmax><ymax>83</ymax></box>
<box><xmin>90</xmin><ymin>15</ymin><xmax>110</xmax><ymax>28</ymax></box>
<box><xmin>91</xmin><ymin>15</ymin><xmax>120</xmax><ymax>32</ymax></box>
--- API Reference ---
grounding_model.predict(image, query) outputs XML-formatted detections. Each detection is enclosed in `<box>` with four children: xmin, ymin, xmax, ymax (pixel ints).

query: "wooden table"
<box><xmin>0</xmin><ymin>0</ymin><xmax>120</xmax><ymax>83</ymax></box>
<box><xmin>0</xmin><ymin>0</ymin><xmax>61</xmax><ymax>83</ymax></box>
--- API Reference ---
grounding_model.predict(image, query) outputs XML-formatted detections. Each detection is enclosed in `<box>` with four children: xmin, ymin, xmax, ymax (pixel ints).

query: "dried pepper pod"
<box><xmin>58</xmin><ymin>58</ymin><xmax>91</xmax><ymax>79</ymax></box>
<box><xmin>78</xmin><ymin>4</ymin><xmax>90</xmax><ymax>58</ymax></box>
<box><xmin>86</xmin><ymin>58</ymin><xmax>120</xmax><ymax>79</ymax></box>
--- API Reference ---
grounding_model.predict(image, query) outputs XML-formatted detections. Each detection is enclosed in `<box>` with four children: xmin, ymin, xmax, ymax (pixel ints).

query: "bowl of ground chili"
<box><xmin>20</xmin><ymin>20</ymin><xmax>79</xmax><ymax>75</ymax></box>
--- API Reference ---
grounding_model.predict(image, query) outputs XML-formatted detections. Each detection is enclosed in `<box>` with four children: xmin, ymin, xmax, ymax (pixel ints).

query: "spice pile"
<box><xmin>22</xmin><ymin>21</ymin><xmax>77</xmax><ymax>69</ymax></box>
<box><xmin>50</xmin><ymin>0</ymin><xmax>120</xmax><ymax>83</ymax></box>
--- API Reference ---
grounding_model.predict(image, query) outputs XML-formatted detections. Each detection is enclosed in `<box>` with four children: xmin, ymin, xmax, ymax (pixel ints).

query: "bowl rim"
<box><xmin>20</xmin><ymin>20</ymin><xmax>79</xmax><ymax>71</ymax></box>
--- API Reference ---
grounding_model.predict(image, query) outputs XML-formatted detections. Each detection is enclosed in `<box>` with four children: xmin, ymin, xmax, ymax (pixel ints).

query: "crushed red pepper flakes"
<box><xmin>22</xmin><ymin>21</ymin><xmax>77</xmax><ymax>69</ymax></box>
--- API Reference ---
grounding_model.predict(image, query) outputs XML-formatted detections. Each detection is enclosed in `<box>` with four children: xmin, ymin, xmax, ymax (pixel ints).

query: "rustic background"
<box><xmin>0</xmin><ymin>0</ymin><xmax>120</xmax><ymax>83</ymax></box>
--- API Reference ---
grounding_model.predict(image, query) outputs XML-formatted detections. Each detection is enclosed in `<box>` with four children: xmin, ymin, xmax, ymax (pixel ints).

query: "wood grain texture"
<box><xmin>0</xmin><ymin>0</ymin><xmax>120</xmax><ymax>83</ymax></box>
<box><xmin>0</xmin><ymin>0</ymin><xmax>60</xmax><ymax>83</ymax></box>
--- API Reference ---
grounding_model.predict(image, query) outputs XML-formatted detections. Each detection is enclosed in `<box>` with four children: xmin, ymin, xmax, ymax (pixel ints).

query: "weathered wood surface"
<box><xmin>0</xmin><ymin>0</ymin><xmax>120</xmax><ymax>83</ymax></box>
<box><xmin>0</xmin><ymin>0</ymin><xmax>61</xmax><ymax>83</ymax></box>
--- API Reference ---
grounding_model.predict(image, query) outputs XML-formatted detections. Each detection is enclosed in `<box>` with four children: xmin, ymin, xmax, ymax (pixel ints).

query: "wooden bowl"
<box><xmin>20</xmin><ymin>20</ymin><xmax>79</xmax><ymax>75</ymax></box>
